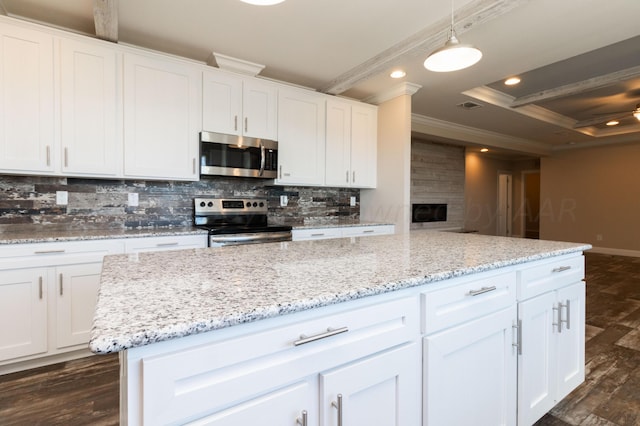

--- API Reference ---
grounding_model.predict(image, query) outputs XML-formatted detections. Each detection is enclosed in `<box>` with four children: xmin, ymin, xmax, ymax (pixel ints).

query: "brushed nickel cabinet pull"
<box><xmin>512</xmin><ymin>320</ymin><xmax>522</xmax><ymax>355</ymax></box>
<box><xmin>346</xmin><ymin>170</ymin><xmax>349</xmax><ymax>183</ymax></box>
<box><xmin>38</xmin><ymin>277</ymin><xmax>43</xmax><ymax>300</ymax></box>
<box><xmin>244</xmin><ymin>117</ymin><xmax>248</xmax><ymax>133</ymax></box>
<box><xmin>362</xmin><ymin>229</ymin><xmax>375</xmax><ymax>234</ymax></box>
<box><xmin>352</xmin><ymin>170</ymin><xmax>355</xmax><ymax>183</ymax></box>
<box><xmin>552</xmin><ymin>304</ymin><xmax>562</xmax><ymax>333</ymax></box>
<box><xmin>46</xmin><ymin>146</ymin><xmax>51</xmax><ymax>166</ymax></box>
<box><xmin>310</xmin><ymin>233</ymin><xmax>325</xmax><ymax>237</ymax></box>
<box><xmin>156</xmin><ymin>242</ymin><xmax>179</xmax><ymax>247</ymax></box>
<box><xmin>279</xmin><ymin>165</ymin><xmax>282</xmax><ymax>179</ymax></box>
<box><xmin>296</xmin><ymin>410</ymin><xmax>308</xmax><ymax>426</ymax></box>
<box><xmin>560</xmin><ymin>300</ymin><xmax>571</xmax><ymax>330</ymax></box>
<box><xmin>466</xmin><ymin>286</ymin><xmax>497</xmax><ymax>297</ymax></box>
<box><xmin>234</xmin><ymin>115</ymin><xmax>238</xmax><ymax>131</ymax></box>
<box><xmin>192</xmin><ymin>158</ymin><xmax>196</xmax><ymax>174</ymax></box>
<box><xmin>34</xmin><ymin>249</ymin><xmax>66</xmax><ymax>254</ymax></box>
<box><xmin>64</xmin><ymin>147</ymin><xmax>68</xmax><ymax>167</ymax></box>
<box><xmin>59</xmin><ymin>273</ymin><xmax>63</xmax><ymax>296</ymax></box>
<box><xmin>552</xmin><ymin>266</ymin><xmax>571</xmax><ymax>273</ymax></box>
<box><xmin>294</xmin><ymin>326</ymin><xmax>348</xmax><ymax>346</ymax></box>
<box><xmin>332</xmin><ymin>394</ymin><xmax>343</xmax><ymax>426</ymax></box>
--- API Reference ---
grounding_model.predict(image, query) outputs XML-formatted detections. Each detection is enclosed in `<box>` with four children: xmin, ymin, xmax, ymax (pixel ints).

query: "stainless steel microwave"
<box><xmin>199</xmin><ymin>131</ymin><xmax>278</xmax><ymax>178</ymax></box>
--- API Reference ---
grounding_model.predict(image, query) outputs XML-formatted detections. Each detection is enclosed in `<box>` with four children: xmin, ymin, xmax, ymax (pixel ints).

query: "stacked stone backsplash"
<box><xmin>0</xmin><ymin>175</ymin><xmax>360</xmax><ymax>233</ymax></box>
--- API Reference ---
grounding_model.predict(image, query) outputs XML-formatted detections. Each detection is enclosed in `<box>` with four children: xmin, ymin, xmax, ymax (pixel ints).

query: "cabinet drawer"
<box><xmin>123</xmin><ymin>235</ymin><xmax>206</xmax><ymax>253</ymax></box>
<box><xmin>341</xmin><ymin>224</ymin><xmax>394</xmax><ymax>237</ymax></box>
<box><xmin>517</xmin><ymin>254</ymin><xmax>584</xmax><ymax>300</ymax></box>
<box><xmin>139</xmin><ymin>296</ymin><xmax>419</xmax><ymax>425</ymax></box>
<box><xmin>422</xmin><ymin>271</ymin><xmax>516</xmax><ymax>335</ymax></box>
<box><xmin>292</xmin><ymin>228</ymin><xmax>342</xmax><ymax>241</ymax></box>
<box><xmin>0</xmin><ymin>240</ymin><xmax>124</xmax><ymax>269</ymax></box>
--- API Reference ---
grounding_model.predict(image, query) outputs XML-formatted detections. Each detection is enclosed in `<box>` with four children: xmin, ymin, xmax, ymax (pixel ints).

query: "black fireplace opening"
<box><xmin>412</xmin><ymin>203</ymin><xmax>447</xmax><ymax>223</ymax></box>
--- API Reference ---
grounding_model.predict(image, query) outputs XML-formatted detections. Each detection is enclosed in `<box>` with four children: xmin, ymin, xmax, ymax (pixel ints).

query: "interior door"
<box><xmin>497</xmin><ymin>173</ymin><xmax>512</xmax><ymax>236</ymax></box>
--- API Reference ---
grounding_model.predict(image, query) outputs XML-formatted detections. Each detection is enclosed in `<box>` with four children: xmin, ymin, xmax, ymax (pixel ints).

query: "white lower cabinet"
<box><xmin>124</xmin><ymin>296</ymin><xmax>420</xmax><ymax>425</ymax></box>
<box><xmin>320</xmin><ymin>342</ymin><xmax>420</xmax><ymax>426</ymax></box>
<box><xmin>517</xmin><ymin>281</ymin><xmax>585</xmax><ymax>425</ymax></box>
<box><xmin>0</xmin><ymin>268</ymin><xmax>48</xmax><ymax>361</ymax></box>
<box><xmin>55</xmin><ymin>262</ymin><xmax>103</xmax><ymax>348</ymax></box>
<box><xmin>292</xmin><ymin>224</ymin><xmax>395</xmax><ymax>241</ymax></box>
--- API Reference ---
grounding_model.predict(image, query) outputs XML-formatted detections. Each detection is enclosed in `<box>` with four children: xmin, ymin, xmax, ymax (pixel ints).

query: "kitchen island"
<box><xmin>91</xmin><ymin>230</ymin><xmax>591</xmax><ymax>425</ymax></box>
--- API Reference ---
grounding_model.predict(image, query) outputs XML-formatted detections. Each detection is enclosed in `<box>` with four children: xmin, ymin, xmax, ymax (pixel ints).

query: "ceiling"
<box><xmin>2</xmin><ymin>0</ymin><xmax>639</xmax><ymax>157</ymax></box>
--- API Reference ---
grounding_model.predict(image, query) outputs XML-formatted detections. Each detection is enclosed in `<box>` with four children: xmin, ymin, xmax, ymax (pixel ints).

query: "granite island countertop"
<box><xmin>90</xmin><ymin>230</ymin><xmax>591</xmax><ymax>354</ymax></box>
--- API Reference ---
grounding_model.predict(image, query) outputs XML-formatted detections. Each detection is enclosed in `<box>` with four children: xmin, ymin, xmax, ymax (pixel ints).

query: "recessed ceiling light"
<box><xmin>504</xmin><ymin>77</ymin><xmax>521</xmax><ymax>86</ymax></box>
<box><xmin>390</xmin><ymin>70</ymin><xmax>406</xmax><ymax>79</ymax></box>
<box><xmin>606</xmin><ymin>120</ymin><xmax>619</xmax><ymax>126</ymax></box>
<box><xmin>239</xmin><ymin>0</ymin><xmax>285</xmax><ymax>5</ymax></box>
<box><xmin>480</xmin><ymin>148</ymin><xmax>489</xmax><ymax>153</ymax></box>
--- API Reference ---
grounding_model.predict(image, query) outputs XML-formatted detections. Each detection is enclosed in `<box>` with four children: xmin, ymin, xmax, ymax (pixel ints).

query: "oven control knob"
<box><xmin>199</xmin><ymin>201</ymin><xmax>206</xmax><ymax>207</ymax></box>
<box><xmin>246</xmin><ymin>202</ymin><xmax>251</xmax><ymax>208</ymax></box>
<box><xmin>207</xmin><ymin>202</ymin><xmax>213</xmax><ymax>207</ymax></box>
<box><xmin>259</xmin><ymin>202</ymin><xmax>264</xmax><ymax>207</ymax></box>
<box><xmin>253</xmin><ymin>202</ymin><xmax>258</xmax><ymax>207</ymax></box>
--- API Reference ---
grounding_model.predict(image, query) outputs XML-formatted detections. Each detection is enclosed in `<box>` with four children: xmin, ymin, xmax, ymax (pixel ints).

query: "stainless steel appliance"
<box><xmin>199</xmin><ymin>131</ymin><xmax>278</xmax><ymax>178</ymax></box>
<box><xmin>194</xmin><ymin>198</ymin><xmax>292</xmax><ymax>247</ymax></box>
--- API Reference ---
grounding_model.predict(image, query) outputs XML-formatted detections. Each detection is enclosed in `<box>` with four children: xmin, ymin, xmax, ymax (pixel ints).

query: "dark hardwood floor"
<box><xmin>1</xmin><ymin>252</ymin><xmax>639</xmax><ymax>425</ymax></box>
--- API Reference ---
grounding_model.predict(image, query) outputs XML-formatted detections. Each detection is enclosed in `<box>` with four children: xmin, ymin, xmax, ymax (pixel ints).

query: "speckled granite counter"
<box><xmin>90</xmin><ymin>231</ymin><xmax>591</xmax><ymax>354</ymax></box>
<box><xmin>0</xmin><ymin>226</ymin><xmax>207</xmax><ymax>245</ymax></box>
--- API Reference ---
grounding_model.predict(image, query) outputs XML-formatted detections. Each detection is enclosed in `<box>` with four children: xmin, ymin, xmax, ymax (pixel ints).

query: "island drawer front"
<box><xmin>517</xmin><ymin>254</ymin><xmax>584</xmax><ymax>300</ymax></box>
<box><xmin>291</xmin><ymin>228</ymin><xmax>343</xmax><ymax>241</ymax></box>
<box><xmin>0</xmin><ymin>240</ymin><xmax>124</xmax><ymax>268</ymax></box>
<box><xmin>422</xmin><ymin>271</ymin><xmax>516</xmax><ymax>335</ymax></box>
<box><xmin>139</xmin><ymin>296</ymin><xmax>419</xmax><ymax>425</ymax></box>
<box><xmin>340</xmin><ymin>224</ymin><xmax>395</xmax><ymax>237</ymax></box>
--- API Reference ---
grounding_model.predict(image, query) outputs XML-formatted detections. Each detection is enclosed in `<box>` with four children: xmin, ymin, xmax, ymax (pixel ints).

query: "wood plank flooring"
<box><xmin>0</xmin><ymin>252</ymin><xmax>638</xmax><ymax>425</ymax></box>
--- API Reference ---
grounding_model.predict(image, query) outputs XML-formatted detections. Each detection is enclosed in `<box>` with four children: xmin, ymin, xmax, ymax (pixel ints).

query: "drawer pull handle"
<box><xmin>294</xmin><ymin>326</ymin><xmax>348</xmax><ymax>346</ymax></box>
<box><xmin>552</xmin><ymin>266</ymin><xmax>571</xmax><ymax>273</ymax></box>
<box><xmin>332</xmin><ymin>394</ymin><xmax>343</xmax><ymax>426</ymax></box>
<box><xmin>310</xmin><ymin>233</ymin><xmax>325</xmax><ymax>237</ymax></box>
<box><xmin>39</xmin><ymin>276</ymin><xmax>43</xmax><ymax>300</ymax></box>
<box><xmin>362</xmin><ymin>230</ymin><xmax>375</xmax><ymax>234</ymax></box>
<box><xmin>59</xmin><ymin>273</ymin><xmax>64</xmax><ymax>296</ymax></box>
<box><xmin>466</xmin><ymin>286</ymin><xmax>497</xmax><ymax>296</ymax></box>
<box><xmin>156</xmin><ymin>242</ymin><xmax>179</xmax><ymax>247</ymax></box>
<box><xmin>296</xmin><ymin>410</ymin><xmax>308</xmax><ymax>426</ymax></box>
<box><xmin>34</xmin><ymin>249</ymin><xmax>66</xmax><ymax>254</ymax></box>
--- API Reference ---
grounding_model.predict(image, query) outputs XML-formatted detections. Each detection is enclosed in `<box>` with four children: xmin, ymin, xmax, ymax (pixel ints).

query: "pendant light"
<box><xmin>634</xmin><ymin>104</ymin><xmax>640</xmax><ymax>121</ymax></box>
<box><xmin>424</xmin><ymin>0</ymin><xmax>482</xmax><ymax>72</ymax></box>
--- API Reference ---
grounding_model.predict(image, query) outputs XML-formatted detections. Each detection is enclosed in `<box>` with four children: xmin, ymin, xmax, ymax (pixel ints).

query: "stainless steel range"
<box><xmin>194</xmin><ymin>198</ymin><xmax>292</xmax><ymax>247</ymax></box>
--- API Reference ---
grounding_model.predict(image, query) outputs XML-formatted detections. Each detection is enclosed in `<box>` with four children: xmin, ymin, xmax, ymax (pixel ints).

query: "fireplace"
<box><xmin>412</xmin><ymin>204</ymin><xmax>447</xmax><ymax>223</ymax></box>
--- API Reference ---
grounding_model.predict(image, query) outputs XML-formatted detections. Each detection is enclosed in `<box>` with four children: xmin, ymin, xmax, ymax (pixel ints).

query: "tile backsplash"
<box><xmin>0</xmin><ymin>175</ymin><xmax>360</xmax><ymax>233</ymax></box>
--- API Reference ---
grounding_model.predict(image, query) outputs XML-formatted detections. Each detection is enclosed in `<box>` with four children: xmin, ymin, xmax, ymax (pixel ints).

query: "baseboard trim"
<box><xmin>589</xmin><ymin>246</ymin><xmax>640</xmax><ymax>258</ymax></box>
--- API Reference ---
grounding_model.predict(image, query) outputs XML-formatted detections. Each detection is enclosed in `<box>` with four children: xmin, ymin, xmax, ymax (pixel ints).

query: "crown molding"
<box><xmin>364</xmin><ymin>82</ymin><xmax>422</xmax><ymax>105</ymax></box>
<box><xmin>411</xmin><ymin>113</ymin><xmax>552</xmax><ymax>156</ymax></box>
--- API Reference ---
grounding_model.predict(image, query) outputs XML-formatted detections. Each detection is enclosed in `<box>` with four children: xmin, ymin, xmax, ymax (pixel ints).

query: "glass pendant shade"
<box><xmin>634</xmin><ymin>104</ymin><xmax>640</xmax><ymax>121</ymax></box>
<box><xmin>424</xmin><ymin>34</ymin><xmax>483</xmax><ymax>72</ymax></box>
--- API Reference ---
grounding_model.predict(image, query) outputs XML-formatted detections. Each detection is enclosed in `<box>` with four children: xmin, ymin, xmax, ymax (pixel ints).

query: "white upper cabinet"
<box><xmin>123</xmin><ymin>52</ymin><xmax>201</xmax><ymax>181</ymax></box>
<box><xmin>325</xmin><ymin>98</ymin><xmax>377</xmax><ymax>188</ymax></box>
<box><xmin>276</xmin><ymin>87</ymin><xmax>326</xmax><ymax>186</ymax></box>
<box><xmin>60</xmin><ymin>38</ymin><xmax>120</xmax><ymax>177</ymax></box>
<box><xmin>202</xmin><ymin>70</ymin><xmax>277</xmax><ymax>140</ymax></box>
<box><xmin>0</xmin><ymin>23</ymin><xmax>55</xmax><ymax>174</ymax></box>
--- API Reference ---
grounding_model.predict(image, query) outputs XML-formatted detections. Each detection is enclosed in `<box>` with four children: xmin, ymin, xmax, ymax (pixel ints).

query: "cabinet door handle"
<box><xmin>193</xmin><ymin>158</ymin><xmax>196</xmax><ymax>174</ymax></box>
<box><xmin>244</xmin><ymin>117</ymin><xmax>248</xmax><ymax>133</ymax></box>
<box><xmin>512</xmin><ymin>319</ymin><xmax>522</xmax><ymax>355</ymax></box>
<box><xmin>331</xmin><ymin>394</ymin><xmax>343</xmax><ymax>426</ymax></box>
<box><xmin>293</xmin><ymin>326</ymin><xmax>348</xmax><ymax>346</ymax></box>
<box><xmin>279</xmin><ymin>165</ymin><xmax>282</xmax><ymax>179</ymax></box>
<box><xmin>352</xmin><ymin>171</ymin><xmax>355</xmax><ymax>183</ymax></box>
<box><xmin>59</xmin><ymin>273</ymin><xmax>64</xmax><ymax>296</ymax></box>
<box><xmin>296</xmin><ymin>410</ymin><xmax>308</xmax><ymax>426</ymax></box>
<box><xmin>46</xmin><ymin>145</ymin><xmax>51</xmax><ymax>166</ymax></box>
<box><xmin>346</xmin><ymin>170</ymin><xmax>349</xmax><ymax>183</ymax></box>
<box><xmin>64</xmin><ymin>147</ymin><xmax>69</xmax><ymax>167</ymax></box>
<box><xmin>39</xmin><ymin>276</ymin><xmax>43</xmax><ymax>300</ymax></box>
<box><xmin>234</xmin><ymin>115</ymin><xmax>238</xmax><ymax>131</ymax></box>
<box><xmin>466</xmin><ymin>286</ymin><xmax>497</xmax><ymax>296</ymax></box>
<box><xmin>552</xmin><ymin>266</ymin><xmax>571</xmax><ymax>273</ymax></box>
<box><xmin>560</xmin><ymin>299</ymin><xmax>571</xmax><ymax>330</ymax></box>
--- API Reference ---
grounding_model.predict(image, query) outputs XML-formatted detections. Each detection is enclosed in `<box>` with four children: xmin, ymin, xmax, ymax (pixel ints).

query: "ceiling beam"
<box><xmin>93</xmin><ymin>0</ymin><xmax>118</xmax><ymax>42</ymax></box>
<box><xmin>0</xmin><ymin>1</ymin><xmax>7</xmax><ymax>16</ymax></box>
<box><xmin>321</xmin><ymin>0</ymin><xmax>532</xmax><ymax>95</ymax></box>
<box><xmin>573</xmin><ymin>112</ymin><xmax>630</xmax><ymax>129</ymax></box>
<box><xmin>511</xmin><ymin>65</ymin><xmax>640</xmax><ymax>108</ymax></box>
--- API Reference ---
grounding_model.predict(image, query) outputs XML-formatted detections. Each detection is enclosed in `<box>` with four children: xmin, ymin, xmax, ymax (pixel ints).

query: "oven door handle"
<box><xmin>259</xmin><ymin>144</ymin><xmax>266</xmax><ymax>177</ymax></box>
